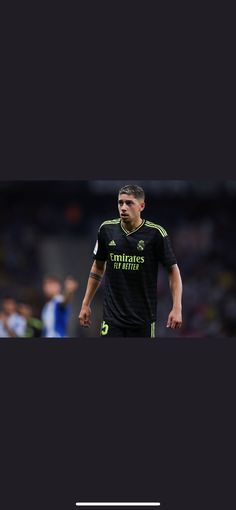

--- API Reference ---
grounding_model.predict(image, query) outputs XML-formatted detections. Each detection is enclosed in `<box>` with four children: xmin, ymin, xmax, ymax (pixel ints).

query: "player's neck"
<box><xmin>121</xmin><ymin>217</ymin><xmax>143</xmax><ymax>232</ymax></box>
<box><xmin>47</xmin><ymin>293</ymin><xmax>59</xmax><ymax>301</ymax></box>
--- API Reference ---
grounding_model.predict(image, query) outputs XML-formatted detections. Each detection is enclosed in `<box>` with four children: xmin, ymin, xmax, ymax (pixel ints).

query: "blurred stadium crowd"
<box><xmin>0</xmin><ymin>180</ymin><xmax>235</xmax><ymax>337</ymax></box>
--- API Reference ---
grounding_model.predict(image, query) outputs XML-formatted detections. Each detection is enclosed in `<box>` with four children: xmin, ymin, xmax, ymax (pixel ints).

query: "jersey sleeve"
<box><xmin>11</xmin><ymin>316</ymin><xmax>27</xmax><ymax>337</ymax></box>
<box><xmin>157</xmin><ymin>233</ymin><xmax>177</xmax><ymax>268</ymax></box>
<box><xmin>93</xmin><ymin>227</ymin><xmax>108</xmax><ymax>261</ymax></box>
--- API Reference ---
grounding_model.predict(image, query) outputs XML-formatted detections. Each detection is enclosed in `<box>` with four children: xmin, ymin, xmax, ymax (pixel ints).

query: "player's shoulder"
<box><xmin>10</xmin><ymin>312</ymin><xmax>25</xmax><ymax>324</ymax></box>
<box><xmin>54</xmin><ymin>294</ymin><xmax>66</xmax><ymax>306</ymax></box>
<box><xmin>98</xmin><ymin>218</ymin><xmax>120</xmax><ymax>232</ymax></box>
<box><xmin>48</xmin><ymin>295</ymin><xmax>64</xmax><ymax>307</ymax></box>
<box><xmin>55</xmin><ymin>294</ymin><xmax>64</xmax><ymax>302</ymax></box>
<box><xmin>145</xmin><ymin>220</ymin><xmax>168</xmax><ymax>237</ymax></box>
<box><xmin>54</xmin><ymin>295</ymin><xmax>68</xmax><ymax>310</ymax></box>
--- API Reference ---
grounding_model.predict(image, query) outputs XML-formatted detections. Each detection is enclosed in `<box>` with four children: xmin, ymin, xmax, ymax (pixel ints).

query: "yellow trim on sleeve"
<box><xmin>99</xmin><ymin>219</ymin><xmax>120</xmax><ymax>229</ymax></box>
<box><xmin>145</xmin><ymin>221</ymin><xmax>168</xmax><ymax>237</ymax></box>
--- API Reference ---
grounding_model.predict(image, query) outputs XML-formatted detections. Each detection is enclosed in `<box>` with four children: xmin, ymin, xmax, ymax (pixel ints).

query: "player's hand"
<box><xmin>166</xmin><ymin>308</ymin><xmax>182</xmax><ymax>329</ymax></box>
<box><xmin>64</xmin><ymin>276</ymin><xmax>79</xmax><ymax>294</ymax></box>
<box><xmin>79</xmin><ymin>304</ymin><xmax>91</xmax><ymax>327</ymax></box>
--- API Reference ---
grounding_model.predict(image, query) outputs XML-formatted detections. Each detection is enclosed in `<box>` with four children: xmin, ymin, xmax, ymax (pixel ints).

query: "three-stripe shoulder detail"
<box><xmin>99</xmin><ymin>219</ymin><xmax>120</xmax><ymax>229</ymax></box>
<box><xmin>145</xmin><ymin>220</ymin><xmax>168</xmax><ymax>237</ymax></box>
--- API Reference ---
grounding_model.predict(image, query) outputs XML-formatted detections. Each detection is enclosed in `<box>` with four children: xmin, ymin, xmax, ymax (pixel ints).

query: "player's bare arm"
<box><xmin>166</xmin><ymin>264</ymin><xmax>183</xmax><ymax>329</ymax></box>
<box><xmin>79</xmin><ymin>260</ymin><xmax>106</xmax><ymax>327</ymax></box>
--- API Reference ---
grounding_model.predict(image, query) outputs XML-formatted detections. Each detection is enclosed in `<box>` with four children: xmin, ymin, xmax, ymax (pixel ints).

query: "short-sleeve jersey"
<box><xmin>41</xmin><ymin>295</ymin><xmax>71</xmax><ymax>338</ymax></box>
<box><xmin>93</xmin><ymin>218</ymin><xmax>177</xmax><ymax>327</ymax></box>
<box><xmin>0</xmin><ymin>313</ymin><xmax>26</xmax><ymax>338</ymax></box>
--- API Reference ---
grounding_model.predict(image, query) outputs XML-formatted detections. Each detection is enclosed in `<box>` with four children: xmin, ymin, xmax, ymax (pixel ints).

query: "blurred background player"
<box><xmin>42</xmin><ymin>275</ymin><xmax>78</xmax><ymax>338</ymax></box>
<box><xmin>0</xmin><ymin>296</ymin><xmax>27</xmax><ymax>337</ymax></box>
<box><xmin>18</xmin><ymin>303</ymin><xmax>43</xmax><ymax>338</ymax></box>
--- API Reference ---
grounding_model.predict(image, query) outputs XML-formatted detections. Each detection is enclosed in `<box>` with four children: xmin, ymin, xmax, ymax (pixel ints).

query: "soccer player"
<box><xmin>79</xmin><ymin>184</ymin><xmax>182</xmax><ymax>338</ymax></box>
<box><xmin>18</xmin><ymin>303</ymin><xmax>43</xmax><ymax>338</ymax></box>
<box><xmin>0</xmin><ymin>297</ymin><xmax>27</xmax><ymax>337</ymax></box>
<box><xmin>42</xmin><ymin>275</ymin><xmax>78</xmax><ymax>338</ymax></box>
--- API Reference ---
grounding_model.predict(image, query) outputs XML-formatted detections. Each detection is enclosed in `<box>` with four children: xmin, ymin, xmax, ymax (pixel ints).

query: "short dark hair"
<box><xmin>18</xmin><ymin>302</ymin><xmax>31</xmax><ymax>309</ymax></box>
<box><xmin>118</xmin><ymin>185</ymin><xmax>145</xmax><ymax>200</ymax></box>
<box><xmin>43</xmin><ymin>275</ymin><xmax>61</xmax><ymax>284</ymax></box>
<box><xmin>3</xmin><ymin>296</ymin><xmax>16</xmax><ymax>302</ymax></box>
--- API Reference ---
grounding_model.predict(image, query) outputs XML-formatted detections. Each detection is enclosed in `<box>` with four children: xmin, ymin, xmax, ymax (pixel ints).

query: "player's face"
<box><xmin>118</xmin><ymin>193</ymin><xmax>145</xmax><ymax>224</ymax></box>
<box><xmin>43</xmin><ymin>280</ymin><xmax>61</xmax><ymax>298</ymax></box>
<box><xmin>3</xmin><ymin>299</ymin><xmax>16</xmax><ymax>315</ymax></box>
<box><xmin>18</xmin><ymin>304</ymin><xmax>32</xmax><ymax>319</ymax></box>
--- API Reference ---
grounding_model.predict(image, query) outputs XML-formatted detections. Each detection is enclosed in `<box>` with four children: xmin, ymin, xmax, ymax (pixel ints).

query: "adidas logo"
<box><xmin>109</xmin><ymin>240</ymin><xmax>116</xmax><ymax>246</ymax></box>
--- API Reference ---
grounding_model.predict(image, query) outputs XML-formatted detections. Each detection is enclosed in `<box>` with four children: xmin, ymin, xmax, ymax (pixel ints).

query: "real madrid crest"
<box><xmin>137</xmin><ymin>240</ymin><xmax>145</xmax><ymax>251</ymax></box>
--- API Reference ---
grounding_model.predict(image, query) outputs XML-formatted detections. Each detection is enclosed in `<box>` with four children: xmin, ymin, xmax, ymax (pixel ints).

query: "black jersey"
<box><xmin>93</xmin><ymin>218</ymin><xmax>177</xmax><ymax>328</ymax></box>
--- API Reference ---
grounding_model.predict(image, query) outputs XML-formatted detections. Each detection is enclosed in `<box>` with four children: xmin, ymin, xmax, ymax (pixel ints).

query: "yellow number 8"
<box><xmin>101</xmin><ymin>321</ymin><xmax>109</xmax><ymax>335</ymax></box>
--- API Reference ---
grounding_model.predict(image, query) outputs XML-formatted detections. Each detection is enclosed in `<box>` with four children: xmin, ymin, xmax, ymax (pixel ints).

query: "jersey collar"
<box><xmin>120</xmin><ymin>219</ymin><xmax>145</xmax><ymax>236</ymax></box>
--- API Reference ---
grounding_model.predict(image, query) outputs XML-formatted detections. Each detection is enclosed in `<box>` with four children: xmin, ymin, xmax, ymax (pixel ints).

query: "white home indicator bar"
<box><xmin>76</xmin><ymin>504</ymin><xmax>161</xmax><ymax>507</ymax></box>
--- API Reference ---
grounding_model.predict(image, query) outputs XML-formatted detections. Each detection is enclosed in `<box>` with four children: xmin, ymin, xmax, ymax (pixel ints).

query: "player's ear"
<box><xmin>140</xmin><ymin>201</ymin><xmax>145</xmax><ymax>212</ymax></box>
